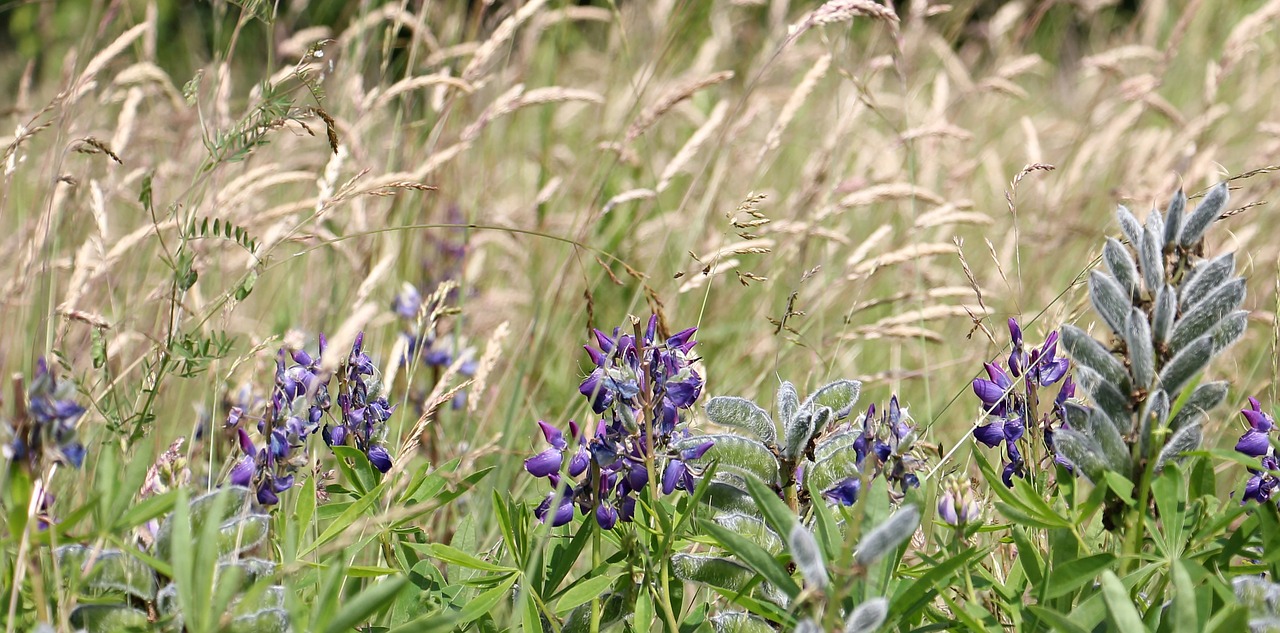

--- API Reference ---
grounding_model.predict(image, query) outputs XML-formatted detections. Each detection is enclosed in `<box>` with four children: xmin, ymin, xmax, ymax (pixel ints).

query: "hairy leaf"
<box><xmin>1179</xmin><ymin>182</ymin><xmax>1228</xmax><ymax>246</ymax></box>
<box><xmin>704</xmin><ymin>479</ymin><xmax>761</xmax><ymax>517</ymax></box>
<box><xmin>802</xmin><ymin>379</ymin><xmax>862</xmax><ymax>420</ymax></box>
<box><xmin>1156</xmin><ymin>421</ymin><xmax>1202</xmax><ymax>471</ymax></box>
<box><xmin>57</xmin><ymin>545</ymin><xmax>156</xmax><ymax>602</ymax></box>
<box><xmin>1207</xmin><ymin>310</ymin><xmax>1249</xmax><ymax>357</ymax></box>
<box><xmin>814</xmin><ymin>429</ymin><xmax>858</xmax><ymax>461</ymax></box>
<box><xmin>711</xmin><ymin>612</ymin><xmax>775</xmax><ymax>633</ymax></box>
<box><xmin>1116</xmin><ymin>205</ymin><xmax>1142</xmax><ymax>246</ymax></box>
<box><xmin>1169</xmin><ymin>278</ymin><xmax>1245</xmax><ymax>353</ymax></box>
<box><xmin>1153</xmin><ymin>283</ymin><xmax>1177</xmax><ymax>344</ymax></box>
<box><xmin>807</xmin><ymin>444</ymin><xmax>861</xmax><ymax>492</ymax></box>
<box><xmin>1061</xmin><ymin>325</ymin><xmax>1130</xmax><ymax>391</ymax></box>
<box><xmin>1158</xmin><ymin>336</ymin><xmax>1214</xmax><ymax>397</ymax></box>
<box><xmin>1053</xmin><ymin>430</ymin><xmax>1109</xmax><ymax>482</ymax></box>
<box><xmin>787</xmin><ymin>524</ymin><xmax>828</xmax><ymax>589</ymax></box>
<box><xmin>776</xmin><ymin>382</ymin><xmax>800</xmax><ymax>431</ymax></box>
<box><xmin>680</xmin><ymin>434</ymin><xmax>780</xmax><ymax>486</ymax></box>
<box><xmin>1082</xmin><ymin>406</ymin><xmax>1131</xmax><ymax>472</ymax></box>
<box><xmin>844</xmin><ymin>598</ymin><xmax>889</xmax><ymax>633</ymax></box>
<box><xmin>715</xmin><ymin>512</ymin><xmax>783</xmax><ymax>554</ymax></box>
<box><xmin>1125</xmin><ymin>309</ymin><xmax>1155</xmax><ymax>390</ymax></box>
<box><xmin>1140</xmin><ymin>227</ymin><xmax>1163</xmax><ymax>294</ymax></box>
<box><xmin>706</xmin><ymin>396</ymin><xmax>777</xmax><ymax>445</ymax></box>
<box><xmin>796</xmin><ymin>620</ymin><xmax>822</xmax><ymax>633</ymax></box>
<box><xmin>672</xmin><ymin>554</ymin><xmax>758</xmax><ymax>593</ymax></box>
<box><xmin>1180</xmin><ymin>252</ymin><xmax>1236</xmax><ymax>308</ymax></box>
<box><xmin>1163</xmin><ymin>189</ymin><xmax>1187</xmax><ymax>248</ymax></box>
<box><xmin>1073</xmin><ymin>366</ymin><xmax>1132</xmax><ymax>427</ymax></box>
<box><xmin>855</xmin><ymin>505</ymin><xmax>919</xmax><ymax>567</ymax></box>
<box><xmin>1089</xmin><ymin>271</ymin><xmax>1132</xmax><ymax>337</ymax></box>
<box><xmin>1103</xmin><ymin>238</ymin><xmax>1140</xmax><ymax>297</ymax></box>
<box><xmin>1169</xmin><ymin>381</ymin><xmax>1228</xmax><ymax>432</ymax></box>
<box><xmin>782</xmin><ymin>409</ymin><xmax>816</xmax><ymax>459</ymax></box>
<box><xmin>1139</xmin><ymin>390</ymin><xmax>1170</xmax><ymax>460</ymax></box>
<box><xmin>69</xmin><ymin>604</ymin><xmax>152</xmax><ymax>632</ymax></box>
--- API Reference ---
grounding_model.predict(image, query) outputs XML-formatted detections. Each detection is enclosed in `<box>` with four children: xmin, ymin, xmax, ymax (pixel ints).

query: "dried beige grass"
<box><xmin>832</xmin><ymin>183</ymin><xmax>946</xmax><ymax>212</ymax></box>
<box><xmin>845</xmin><ymin>224</ymin><xmax>893</xmax><ymax>268</ymax></box>
<box><xmin>338</xmin><ymin>5</ymin><xmax>439</xmax><ymax>52</ymax></box>
<box><xmin>759</xmin><ymin>53</ymin><xmax>831</xmax><ymax>161</ymax></box>
<box><xmin>602</xmin><ymin>188</ymin><xmax>657</xmax><ymax>214</ymax></box>
<box><xmin>658</xmin><ymin>100</ymin><xmax>729</xmax><ymax>192</ymax></box>
<box><xmin>468</xmin><ymin>321</ymin><xmax>510</xmax><ymax>414</ymax></box>
<box><xmin>625</xmin><ymin>70</ymin><xmax>734</xmax><ymax>142</ymax></box>
<box><xmin>848</xmin><ymin>242</ymin><xmax>958</xmax><ymax>277</ymax></box>
<box><xmin>871</xmin><ymin>304</ymin><xmax>990</xmax><ymax>328</ymax></box>
<box><xmin>462</xmin><ymin>0</ymin><xmax>548</xmax><ymax>84</ymax></box>
<box><xmin>785</xmin><ymin>0</ymin><xmax>899</xmax><ymax>48</ymax></box>
<box><xmin>362</xmin><ymin>74</ymin><xmax>474</xmax><ymax>112</ymax></box>
<box><xmin>70</xmin><ymin>23</ymin><xmax>152</xmax><ymax>102</ymax></box>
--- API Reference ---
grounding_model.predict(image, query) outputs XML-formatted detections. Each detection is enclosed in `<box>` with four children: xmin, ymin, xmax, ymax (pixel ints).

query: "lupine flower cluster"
<box><xmin>823</xmin><ymin>396</ymin><xmax>921</xmax><ymax>506</ymax></box>
<box><xmin>1</xmin><ymin>358</ymin><xmax>87</xmax><ymax>470</ymax></box>
<box><xmin>1236</xmin><ymin>397</ymin><xmax>1278</xmax><ymax>503</ymax></box>
<box><xmin>525</xmin><ymin>315</ymin><xmax>710</xmax><ymax>529</ymax></box>
<box><xmin>392</xmin><ymin>283</ymin><xmax>478</xmax><ymax>409</ymax></box>
<box><xmin>229</xmin><ymin>332</ymin><xmax>396</xmax><ymax>506</ymax></box>
<box><xmin>971</xmin><ymin>318</ymin><xmax>1074</xmax><ymax>487</ymax></box>
<box><xmin>937</xmin><ymin>475</ymin><xmax>982</xmax><ymax>527</ymax></box>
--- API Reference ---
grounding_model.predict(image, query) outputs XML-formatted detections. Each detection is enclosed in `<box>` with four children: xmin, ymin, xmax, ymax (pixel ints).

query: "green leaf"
<box><xmin>456</xmin><ymin>574</ymin><xmax>518</xmax><ymax>625</ymax></box>
<box><xmin>672</xmin><ymin>554</ymin><xmax>759</xmax><ymax>594</ymax></box>
<box><xmin>1171</xmin><ymin>560</ymin><xmax>1198</xmax><ymax>633</ymax></box>
<box><xmin>705</xmin><ymin>396</ymin><xmax>776</xmax><ymax>444</ymax></box>
<box><xmin>301</xmin><ymin>479</ymin><xmax>389</xmax><ymax>557</ymax></box>
<box><xmin>1044</xmin><ymin>553</ymin><xmax>1115</xmax><ymax>599</ymax></box>
<box><xmin>323</xmin><ymin>576</ymin><xmax>408</xmax><ymax>633</ymax></box>
<box><xmin>1010</xmin><ymin>528</ymin><xmax>1043</xmax><ymax>589</ymax></box>
<box><xmin>1026</xmin><ymin>606</ymin><xmax>1090</xmax><ymax>633</ymax></box>
<box><xmin>1100</xmin><ymin>571</ymin><xmax>1145</xmax><ymax>631</ymax></box>
<box><xmin>553</xmin><ymin>573</ymin><xmax>618</xmax><ymax>615</ymax></box>
<box><xmin>802</xmin><ymin>379</ymin><xmax>862</xmax><ymax>420</ymax></box>
<box><xmin>741</xmin><ymin>475</ymin><xmax>798</xmax><ymax>540</ymax></box>
<box><xmin>684</xmin><ymin>434</ymin><xmax>780</xmax><ymax>485</ymax></box>
<box><xmin>423</xmin><ymin>544</ymin><xmax>517</xmax><ymax>573</ymax></box>
<box><xmin>701</xmin><ymin>519</ymin><xmax>800</xmax><ymax>599</ymax></box>
<box><xmin>112</xmin><ymin>488</ymin><xmax>179</xmax><ymax>532</ymax></box>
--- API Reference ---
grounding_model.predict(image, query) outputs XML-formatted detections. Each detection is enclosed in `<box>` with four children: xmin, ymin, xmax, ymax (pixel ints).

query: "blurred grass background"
<box><xmin>3</xmin><ymin>0</ymin><xmax>1279</xmax><ymax>538</ymax></box>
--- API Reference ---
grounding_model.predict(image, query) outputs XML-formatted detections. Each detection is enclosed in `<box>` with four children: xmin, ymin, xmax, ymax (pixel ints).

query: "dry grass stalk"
<box><xmin>57</xmin><ymin>307</ymin><xmax>111</xmax><ymax>330</ymax></box>
<box><xmin>954</xmin><ymin>237</ymin><xmax>997</xmax><ymax>344</ymax></box>
<box><xmin>1005</xmin><ymin>163</ymin><xmax>1056</xmax><ymax>216</ymax></box>
<box><xmin>759</xmin><ymin>53</ymin><xmax>831</xmax><ymax>161</ymax></box>
<box><xmin>900</xmin><ymin>123</ymin><xmax>973</xmax><ymax>142</ymax></box>
<box><xmin>338</xmin><ymin>5</ymin><xmax>439</xmax><ymax>52</ymax></box>
<box><xmin>834</xmin><ymin>183</ymin><xmax>946</xmax><ymax>211</ymax></box>
<box><xmin>318</xmin><ymin>303</ymin><xmax>378</xmax><ymax>374</ymax></box>
<box><xmin>468</xmin><ymin>321</ymin><xmax>511</xmax><ymax>414</ymax></box>
<box><xmin>71</xmin><ymin>23</ymin><xmax>152</xmax><ymax>102</ymax></box>
<box><xmin>625</xmin><ymin>70</ymin><xmax>734</xmax><ymax>142</ymax></box>
<box><xmin>462</xmin><ymin>0</ymin><xmax>548</xmax><ymax>84</ymax></box>
<box><xmin>872</xmin><ymin>304</ymin><xmax>990</xmax><ymax>328</ymax></box>
<box><xmin>363</xmin><ymin>74</ymin><xmax>475</xmax><ymax>112</ymax></box>
<box><xmin>785</xmin><ymin>0</ymin><xmax>899</xmax><ymax>48</ymax></box>
<box><xmin>851</xmin><ymin>325</ymin><xmax>944</xmax><ymax>343</ymax></box>
<box><xmin>74</xmin><ymin>138</ymin><xmax>123</xmax><ymax>164</ymax></box>
<box><xmin>602</xmin><ymin>188</ymin><xmax>657</xmax><ymax>214</ymax></box>
<box><xmin>1221</xmin><ymin>0</ymin><xmax>1280</xmax><ymax>71</ymax></box>
<box><xmin>848</xmin><ymin>242</ymin><xmax>957</xmax><ymax>276</ymax></box>
<box><xmin>914</xmin><ymin>207</ymin><xmax>991</xmax><ymax>229</ymax></box>
<box><xmin>658</xmin><ymin>100</ymin><xmax>729</xmax><ymax>192</ymax></box>
<box><xmin>846</xmin><ymin>224</ymin><xmax>893</xmax><ymax>268</ymax></box>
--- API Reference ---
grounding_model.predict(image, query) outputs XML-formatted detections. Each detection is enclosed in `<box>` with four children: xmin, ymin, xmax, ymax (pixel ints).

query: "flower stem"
<box><xmin>590</xmin><ymin>520</ymin><xmax>602</xmax><ymax>633</ymax></box>
<box><xmin>658</xmin><ymin>561</ymin><xmax>681</xmax><ymax>632</ymax></box>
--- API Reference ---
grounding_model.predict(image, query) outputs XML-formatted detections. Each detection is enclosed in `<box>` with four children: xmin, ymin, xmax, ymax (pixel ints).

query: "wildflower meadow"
<box><xmin>6</xmin><ymin>1</ymin><xmax>1280</xmax><ymax>631</ymax></box>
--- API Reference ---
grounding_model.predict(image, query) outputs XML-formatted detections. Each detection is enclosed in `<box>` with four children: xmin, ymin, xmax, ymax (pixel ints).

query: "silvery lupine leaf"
<box><xmin>705</xmin><ymin>480</ymin><xmax>761</xmax><ymax>517</ymax></box>
<box><xmin>229</xmin><ymin>609</ymin><xmax>290</xmax><ymax>633</ymax></box>
<box><xmin>776</xmin><ymin>381</ymin><xmax>800</xmax><ymax>435</ymax></box>
<box><xmin>1063</xmin><ymin>402</ymin><xmax>1089</xmax><ymax>427</ymax></box>
<box><xmin>1169</xmin><ymin>278</ymin><xmax>1246</xmax><ymax>353</ymax></box>
<box><xmin>564</xmin><ymin>593</ymin><xmax>626</xmax><ymax>633</ymax></box>
<box><xmin>1140</xmin><ymin>227</ymin><xmax>1164</xmax><ymax>294</ymax></box>
<box><xmin>672</xmin><ymin>554</ymin><xmax>758</xmax><ymax>593</ymax></box>
<box><xmin>1179</xmin><ymin>182</ymin><xmax>1229</xmax><ymax>246</ymax></box>
<box><xmin>796</xmin><ymin>619</ymin><xmax>823</xmax><ymax>633</ymax></box>
<box><xmin>679</xmin><ymin>434</ymin><xmax>780</xmax><ymax>485</ymax></box>
<box><xmin>1061</xmin><ymin>325</ymin><xmax>1130</xmax><ymax>390</ymax></box>
<box><xmin>1117</xmin><ymin>205</ymin><xmax>1143</xmax><ymax>246</ymax></box>
<box><xmin>216</xmin><ymin>558</ymin><xmax>276</xmax><ymax>592</ymax></box>
<box><xmin>1073</xmin><ymin>366</ymin><xmax>1133</xmax><ymax>428</ymax></box>
<box><xmin>788</xmin><ymin>524</ymin><xmax>829</xmax><ymax>589</ymax></box>
<box><xmin>1157</xmin><ymin>336</ymin><xmax>1214</xmax><ymax>397</ymax></box>
<box><xmin>710</xmin><ymin>612</ymin><xmax>775</xmax><ymax>633</ymax></box>
<box><xmin>716</xmin><ymin>512</ymin><xmax>783</xmax><ymax>554</ymax></box>
<box><xmin>1145</xmin><ymin>207</ymin><xmax>1165</xmax><ymax>244</ymax></box>
<box><xmin>845</xmin><ymin>598</ymin><xmax>890</xmax><ymax>633</ymax></box>
<box><xmin>815</xmin><ymin>429</ymin><xmax>859</xmax><ymax>461</ymax></box>
<box><xmin>783</xmin><ymin>409</ymin><xmax>817</xmax><ymax>459</ymax></box>
<box><xmin>1153</xmin><ymin>283</ymin><xmax>1177</xmax><ymax>344</ymax></box>
<box><xmin>802</xmin><ymin>379</ymin><xmax>862</xmax><ymax>420</ymax></box>
<box><xmin>1235</xmin><ymin>577</ymin><xmax>1280</xmax><ymax>616</ymax></box>
<box><xmin>69</xmin><ymin>605</ymin><xmax>153</xmax><ymax>632</ymax></box>
<box><xmin>1053</xmin><ymin>429</ymin><xmax>1109</xmax><ymax>482</ymax></box>
<box><xmin>1168</xmin><ymin>381</ymin><xmax>1228</xmax><ymax>432</ymax></box>
<box><xmin>1155</xmin><ymin>420</ymin><xmax>1202</xmax><ymax>471</ymax></box>
<box><xmin>1163</xmin><ymin>189</ymin><xmax>1187</xmax><ymax>248</ymax></box>
<box><xmin>807</xmin><ymin>444</ymin><xmax>861</xmax><ymax>492</ymax></box>
<box><xmin>1082</xmin><ymin>405</ymin><xmax>1132</xmax><ymax>472</ymax></box>
<box><xmin>230</xmin><ymin>585</ymin><xmax>286</xmax><ymax>615</ymax></box>
<box><xmin>1180</xmin><ymin>252</ymin><xmax>1236</xmax><ymax>308</ymax></box>
<box><xmin>706</xmin><ymin>396</ymin><xmax>776</xmax><ymax>445</ymax></box>
<box><xmin>1207</xmin><ymin>310</ymin><xmax>1249</xmax><ymax>357</ymax></box>
<box><xmin>855</xmin><ymin>504</ymin><xmax>920</xmax><ymax>567</ymax></box>
<box><xmin>1089</xmin><ymin>271</ymin><xmax>1132</xmax><ymax>337</ymax></box>
<box><xmin>1138</xmin><ymin>389</ymin><xmax>1170</xmax><ymax>460</ymax></box>
<box><xmin>56</xmin><ymin>545</ymin><xmax>156</xmax><ymax>602</ymax></box>
<box><xmin>1125</xmin><ymin>308</ymin><xmax>1155</xmax><ymax>390</ymax></box>
<box><xmin>1103</xmin><ymin>238</ymin><xmax>1141</xmax><ymax>297</ymax></box>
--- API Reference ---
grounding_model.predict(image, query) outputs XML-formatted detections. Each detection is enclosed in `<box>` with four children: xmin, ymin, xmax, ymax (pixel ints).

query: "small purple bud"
<box><xmin>367</xmin><ymin>445</ymin><xmax>393</xmax><ymax>473</ymax></box>
<box><xmin>525</xmin><ymin>448</ymin><xmax>563</xmax><ymax>478</ymax></box>
<box><xmin>937</xmin><ymin>491</ymin><xmax>959</xmax><ymax>526</ymax></box>
<box><xmin>596</xmin><ymin>503</ymin><xmax>619</xmax><ymax>530</ymax></box>
<box><xmin>237</xmin><ymin>428</ymin><xmax>256</xmax><ymax>455</ymax></box>
<box><xmin>230</xmin><ymin>456</ymin><xmax>255</xmax><ymax>486</ymax></box>
<box><xmin>537</xmin><ymin>421</ymin><xmax>567</xmax><ymax>450</ymax></box>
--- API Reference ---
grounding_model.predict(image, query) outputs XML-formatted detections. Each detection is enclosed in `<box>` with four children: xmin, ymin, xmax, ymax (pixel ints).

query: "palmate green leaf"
<box><xmin>1026</xmin><ymin>606</ymin><xmax>1090</xmax><ymax>633</ymax></box>
<box><xmin>806</xmin><ymin>477</ymin><xmax>842</xmax><ymax>557</ymax></box>
<box><xmin>553</xmin><ymin>572</ymin><xmax>619</xmax><ymax>615</ymax></box>
<box><xmin>1043</xmin><ymin>553</ymin><xmax>1116</xmax><ymax>599</ymax></box>
<box><xmin>681</xmin><ymin>434</ymin><xmax>780</xmax><ymax>486</ymax></box>
<box><xmin>742</xmin><ymin>475</ymin><xmax>798</xmax><ymax>541</ymax></box>
<box><xmin>1100</xmin><ymin>571</ymin><xmax>1147</xmax><ymax>631</ymax></box>
<box><xmin>802</xmin><ymin>379</ymin><xmax>862</xmax><ymax>420</ymax></box>
<box><xmin>973</xmin><ymin>449</ymin><xmax>1069</xmax><ymax>528</ymax></box>
<box><xmin>706</xmin><ymin>396</ymin><xmax>776</xmax><ymax>444</ymax></box>
<box><xmin>112</xmin><ymin>488</ymin><xmax>179</xmax><ymax>533</ymax></box>
<box><xmin>889</xmin><ymin>546</ymin><xmax>983</xmax><ymax>619</ymax></box>
<box><xmin>633</xmin><ymin>586</ymin><xmax>653</xmax><ymax>633</ymax></box>
<box><xmin>455</xmin><ymin>573</ymin><xmax>518</xmax><ymax>626</ymax></box>
<box><xmin>700</xmin><ymin>519</ymin><xmax>801</xmax><ymax>599</ymax></box>
<box><xmin>1153</xmin><ymin>466</ymin><xmax>1189</xmax><ymax>555</ymax></box>
<box><xmin>300</xmin><ymin>478</ymin><xmax>390</xmax><ymax>557</ymax></box>
<box><xmin>1171</xmin><ymin>561</ymin><xmax>1199</xmax><ymax>633</ymax></box>
<box><xmin>1060</xmin><ymin>325</ymin><xmax>1130</xmax><ymax>391</ymax></box>
<box><xmin>325</xmin><ymin>578</ymin><xmax>409</xmax><ymax>633</ymax></box>
<box><xmin>422</xmin><ymin>543</ymin><xmax>517</xmax><ymax>573</ymax></box>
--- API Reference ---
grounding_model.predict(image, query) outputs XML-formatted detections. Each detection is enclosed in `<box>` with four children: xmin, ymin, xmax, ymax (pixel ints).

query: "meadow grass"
<box><xmin>4</xmin><ymin>0</ymin><xmax>1280</xmax><ymax>630</ymax></box>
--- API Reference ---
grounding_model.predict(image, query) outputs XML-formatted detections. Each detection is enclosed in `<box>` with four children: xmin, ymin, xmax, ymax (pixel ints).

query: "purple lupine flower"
<box><xmin>823</xmin><ymin>478</ymin><xmax>861</xmax><ymax>506</ymax></box>
<box><xmin>524</xmin><ymin>421</ymin><xmax>589</xmax><ymax>478</ymax></box>
<box><xmin>661</xmin><ymin>439</ymin><xmax>714</xmax><ymax>494</ymax></box>
<box><xmin>1237</xmin><ymin>397</ymin><xmax>1275</xmax><ymax>458</ymax></box>
<box><xmin>825</xmin><ymin>395</ymin><xmax>921</xmax><ymax>504</ymax></box>
<box><xmin>938</xmin><ymin>477</ymin><xmax>983</xmax><ymax>526</ymax></box>
<box><xmin>6</xmin><ymin>358</ymin><xmax>88</xmax><ymax>469</ymax></box>
<box><xmin>1244</xmin><ymin>455</ymin><xmax>1280</xmax><ymax>504</ymax></box>
<box><xmin>322</xmin><ymin>331</ymin><xmax>397</xmax><ymax>473</ymax></box>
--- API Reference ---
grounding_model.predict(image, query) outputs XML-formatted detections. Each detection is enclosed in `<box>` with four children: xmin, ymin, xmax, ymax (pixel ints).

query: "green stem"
<box><xmin>658</xmin><ymin>561</ymin><xmax>681</xmax><ymax>632</ymax></box>
<box><xmin>590</xmin><ymin>520</ymin><xmax>602</xmax><ymax>633</ymax></box>
<box><xmin>1120</xmin><ymin>460</ymin><xmax>1154</xmax><ymax>575</ymax></box>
